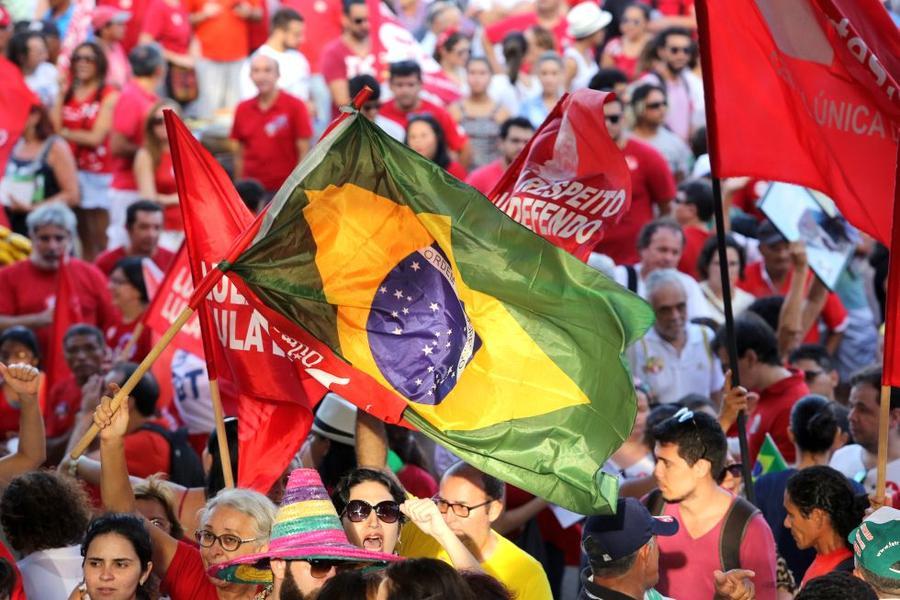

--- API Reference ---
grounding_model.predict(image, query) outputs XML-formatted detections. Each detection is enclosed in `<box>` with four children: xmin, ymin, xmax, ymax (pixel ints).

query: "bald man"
<box><xmin>230</xmin><ymin>52</ymin><xmax>313</xmax><ymax>194</ymax></box>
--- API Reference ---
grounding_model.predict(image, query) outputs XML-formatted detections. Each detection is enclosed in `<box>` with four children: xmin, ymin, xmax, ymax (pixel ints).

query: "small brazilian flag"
<box><xmin>752</xmin><ymin>433</ymin><xmax>789</xmax><ymax>480</ymax></box>
<box><xmin>221</xmin><ymin>113</ymin><xmax>654</xmax><ymax>514</ymax></box>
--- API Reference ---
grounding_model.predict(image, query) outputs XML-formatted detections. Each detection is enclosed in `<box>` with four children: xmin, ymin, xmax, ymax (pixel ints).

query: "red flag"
<box><xmin>882</xmin><ymin>143</ymin><xmax>900</xmax><ymax>386</ymax></box>
<box><xmin>142</xmin><ymin>245</ymin><xmax>205</xmax><ymax>357</ymax></box>
<box><xmin>0</xmin><ymin>58</ymin><xmax>39</xmax><ymax>177</ymax></box>
<box><xmin>166</xmin><ymin>112</ymin><xmax>325</xmax><ymax>494</ymax></box>
<box><xmin>696</xmin><ymin>0</ymin><xmax>900</xmax><ymax>246</ymax></box>
<box><xmin>487</xmin><ymin>90</ymin><xmax>632</xmax><ymax>262</ymax></box>
<box><xmin>43</xmin><ymin>258</ymin><xmax>83</xmax><ymax>407</ymax></box>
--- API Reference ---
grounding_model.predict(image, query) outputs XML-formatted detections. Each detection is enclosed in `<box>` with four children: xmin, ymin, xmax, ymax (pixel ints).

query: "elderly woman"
<box><xmin>93</xmin><ymin>395</ymin><xmax>276</xmax><ymax>600</ymax></box>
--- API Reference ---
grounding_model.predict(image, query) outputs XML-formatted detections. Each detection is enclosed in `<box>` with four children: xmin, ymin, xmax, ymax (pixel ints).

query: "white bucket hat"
<box><xmin>567</xmin><ymin>2</ymin><xmax>613</xmax><ymax>40</ymax></box>
<box><xmin>311</xmin><ymin>393</ymin><xmax>357</xmax><ymax>446</ymax></box>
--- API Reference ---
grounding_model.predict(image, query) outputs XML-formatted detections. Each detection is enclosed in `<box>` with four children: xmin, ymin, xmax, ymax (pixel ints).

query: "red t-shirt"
<box><xmin>125</xmin><ymin>419</ymin><xmax>172</xmax><ymax>478</ymax></box>
<box><xmin>106</xmin><ymin>317</ymin><xmax>154</xmax><ymax>363</ymax></box>
<box><xmin>505</xmin><ymin>484</ymin><xmax>583</xmax><ymax>566</ymax></box>
<box><xmin>320</xmin><ymin>38</ymin><xmax>377</xmax><ymax>117</ymax></box>
<box><xmin>61</xmin><ymin>85</ymin><xmax>116</xmax><ymax>173</ymax></box>
<box><xmin>0</xmin><ymin>539</ymin><xmax>25</xmax><ymax>600</ymax></box>
<box><xmin>45</xmin><ymin>374</ymin><xmax>83</xmax><ymax>438</ymax></box>
<box><xmin>747</xmin><ymin>369</ymin><xmax>809</xmax><ymax>464</ymax></box>
<box><xmin>94</xmin><ymin>245</ymin><xmax>176</xmax><ymax>276</ymax></box>
<box><xmin>593</xmin><ymin>138</ymin><xmax>676</xmax><ymax>265</ymax></box>
<box><xmin>731</xmin><ymin>178</ymin><xmax>768</xmax><ymax>222</ymax></box>
<box><xmin>379</xmin><ymin>98</ymin><xmax>469</xmax><ymax>153</ymax></box>
<box><xmin>184</xmin><ymin>0</ymin><xmax>257</xmax><ymax>61</ymax></box>
<box><xmin>141</xmin><ymin>0</ymin><xmax>192</xmax><ymax>55</ymax></box>
<box><xmin>285</xmin><ymin>0</ymin><xmax>342</xmax><ymax>74</ymax></box>
<box><xmin>97</xmin><ymin>0</ymin><xmax>150</xmax><ymax>52</ymax></box>
<box><xmin>657</xmin><ymin>498</ymin><xmax>777</xmax><ymax>600</ymax></box>
<box><xmin>465</xmin><ymin>159</ymin><xmax>505</xmax><ymax>196</ymax></box>
<box><xmin>655</xmin><ymin>0</ymin><xmax>695</xmax><ymax>16</ymax></box>
<box><xmin>678</xmin><ymin>225</ymin><xmax>710</xmax><ymax>279</ymax></box>
<box><xmin>111</xmin><ymin>81</ymin><xmax>158</xmax><ymax>191</ymax></box>
<box><xmin>0</xmin><ymin>259</ymin><xmax>117</xmax><ymax>357</ymax></box>
<box><xmin>397</xmin><ymin>464</ymin><xmax>438</xmax><ymax>499</ymax></box>
<box><xmin>162</xmin><ymin>541</ymin><xmax>220</xmax><ymax>600</ymax></box>
<box><xmin>485</xmin><ymin>12</ymin><xmax>571</xmax><ymax>52</ymax></box>
<box><xmin>737</xmin><ymin>262</ymin><xmax>849</xmax><ymax>344</ymax></box>
<box><xmin>231</xmin><ymin>91</ymin><xmax>312</xmax><ymax>192</ymax></box>
<box><xmin>800</xmin><ymin>546</ymin><xmax>853</xmax><ymax>588</ymax></box>
<box><xmin>153</xmin><ymin>151</ymin><xmax>182</xmax><ymax>231</ymax></box>
<box><xmin>446</xmin><ymin>161</ymin><xmax>466</xmax><ymax>181</ymax></box>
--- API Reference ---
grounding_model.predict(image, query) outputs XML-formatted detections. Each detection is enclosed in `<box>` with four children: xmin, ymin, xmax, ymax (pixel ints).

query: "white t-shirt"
<box><xmin>240</xmin><ymin>44</ymin><xmax>311</xmax><ymax>101</ymax></box>
<box><xmin>830</xmin><ymin>443</ymin><xmax>900</xmax><ymax>505</ymax></box>
<box><xmin>170</xmin><ymin>350</ymin><xmax>216</xmax><ymax>435</ymax></box>
<box><xmin>18</xmin><ymin>545</ymin><xmax>83</xmax><ymax>600</ymax></box>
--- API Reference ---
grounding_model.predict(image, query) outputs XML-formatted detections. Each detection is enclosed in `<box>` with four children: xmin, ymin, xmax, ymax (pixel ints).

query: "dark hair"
<box><xmin>318</xmin><ymin>438</ymin><xmax>358</xmax><ymax>491</ymax></box>
<box><xmin>788</xmin><ymin>344</ymin><xmax>836</xmax><ymax>373</ymax></box>
<box><xmin>6</xmin><ymin>31</ymin><xmax>44</xmax><ymax>69</ymax></box>
<box><xmin>389</xmin><ymin>59</ymin><xmax>422</xmax><ymax>81</ymax></box>
<box><xmin>795</xmin><ymin>572</ymin><xmax>877</xmax><ymax>600</ymax></box>
<box><xmin>332</xmin><ymin>468</ymin><xmax>406</xmax><ymax>516</ymax></box>
<box><xmin>234</xmin><ymin>179</ymin><xmax>267</xmax><ymax>214</ymax></box>
<box><xmin>631</xmin><ymin>82</ymin><xmax>666</xmax><ymax>109</ymax></box>
<box><xmin>113</xmin><ymin>256</ymin><xmax>149</xmax><ymax>303</ymax></box>
<box><xmin>0</xmin><ymin>326</ymin><xmax>41</xmax><ymax>362</ymax></box>
<box><xmin>134</xmin><ymin>476</ymin><xmax>185</xmax><ymax>540</ymax></box>
<box><xmin>643</xmin><ymin>403</ymin><xmax>681</xmax><ymax>447</ymax></box>
<box><xmin>657</xmin><ymin>26</ymin><xmax>694</xmax><ymax>54</ymax></box>
<box><xmin>0</xmin><ymin>558</ymin><xmax>15</xmax><ymax>599</ymax></box>
<box><xmin>386</xmin><ymin>424</ymin><xmax>432</xmax><ymax>473</ymax></box>
<box><xmin>623</xmin><ymin>2</ymin><xmax>651</xmax><ymax>21</ymax></box>
<box><xmin>678</xmin><ymin>178</ymin><xmax>714</xmax><ymax>222</ymax></box>
<box><xmin>406</xmin><ymin>114</ymin><xmax>451</xmax><ymax>169</ymax></box>
<box><xmin>271</xmin><ymin>7</ymin><xmax>303</xmax><ymax>29</ymax></box>
<box><xmin>65</xmin><ymin>41</ymin><xmax>108</xmax><ymax>105</ymax></box>
<box><xmin>859</xmin><ymin>565</ymin><xmax>900</xmax><ymax>596</ymax></box>
<box><xmin>349</xmin><ymin>74</ymin><xmax>381</xmax><ymax>100</ymax></box>
<box><xmin>82</xmin><ymin>513</ymin><xmax>152</xmax><ymax>600</ymax></box>
<box><xmin>651</xmin><ymin>409</ymin><xmax>727</xmax><ymax>477</ymax></box>
<box><xmin>206</xmin><ymin>417</ymin><xmax>239</xmax><ymax>499</ymax></box>
<box><xmin>696</xmin><ymin>234</ymin><xmax>745</xmax><ymax>281</ymax></box>
<box><xmin>785</xmin><ymin>466</ymin><xmax>868</xmax><ymax>546</ymax></box>
<box><xmin>126</xmin><ymin>199</ymin><xmax>163</xmax><ymax>229</ymax></box>
<box><xmin>690</xmin><ymin>126</ymin><xmax>708</xmax><ymax>159</ymax></box>
<box><xmin>459</xmin><ymin>571</ymin><xmax>513</xmax><ymax>599</ymax></box>
<box><xmin>109</xmin><ymin>362</ymin><xmax>159</xmax><ymax>417</ymax></box>
<box><xmin>637</xmin><ymin>217</ymin><xmax>683</xmax><ymax>251</ymax></box>
<box><xmin>317</xmin><ymin>568</ymin><xmax>382</xmax><ymax>599</ymax></box>
<box><xmin>443</xmin><ymin>461</ymin><xmax>505</xmax><ymax>501</ymax></box>
<box><xmin>831</xmin><ymin>403</ymin><xmax>853</xmax><ymax>444</ymax></box>
<box><xmin>588</xmin><ymin>67</ymin><xmax>628</xmax><ymax>92</ymax></box>
<box><xmin>28</xmin><ymin>104</ymin><xmax>55</xmax><ymax>140</ymax></box>
<box><xmin>128</xmin><ymin>43</ymin><xmax>164</xmax><ymax>77</ymax></box>
<box><xmin>790</xmin><ymin>395</ymin><xmax>837</xmax><ymax>454</ymax></box>
<box><xmin>712</xmin><ymin>312</ymin><xmax>781</xmax><ymax>367</ymax></box>
<box><xmin>63</xmin><ymin>323</ymin><xmax>105</xmax><ymax>349</ymax></box>
<box><xmin>745</xmin><ymin>296</ymin><xmax>782</xmax><ymax>333</ymax></box>
<box><xmin>501</xmin><ymin>32</ymin><xmax>527</xmax><ymax>85</ymax></box>
<box><xmin>851</xmin><ymin>365</ymin><xmax>900</xmax><ymax>410</ymax></box>
<box><xmin>1</xmin><ymin>471</ymin><xmax>92</xmax><ymax>555</ymax></box>
<box><xmin>436</xmin><ymin>30</ymin><xmax>467</xmax><ymax>62</ymax></box>
<box><xmin>499</xmin><ymin>116</ymin><xmax>533</xmax><ymax>140</ymax></box>
<box><xmin>342</xmin><ymin>0</ymin><xmax>365</xmax><ymax>15</ymax></box>
<box><xmin>382</xmin><ymin>558</ymin><xmax>476</xmax><ymax>599</ymax></box>
<box><xmin>678</xmin><ymin>393</ymin><xmax>716</xmax><ymax>414</ymax></box>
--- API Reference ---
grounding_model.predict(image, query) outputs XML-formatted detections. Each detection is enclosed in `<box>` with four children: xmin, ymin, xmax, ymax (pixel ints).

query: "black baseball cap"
<box><xmin>582</xmin><ymin>498</ymin><xmax>679</xmax><ymax>566</ymax></box>
<box><xmin>757</xmin><ymin>219</ymin><xmax>786</xmax><ymax>245</ymax></box>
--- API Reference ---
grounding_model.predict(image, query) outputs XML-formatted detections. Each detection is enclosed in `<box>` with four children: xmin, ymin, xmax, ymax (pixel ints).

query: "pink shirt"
<box><xmin>104</xmin><ymin>41</ymin><xmax>131</xmax><ymax>89</ymax></box>
<box><xmin>656</xmin><ymin>499</ymin><xmax>778</xmax><ymax>600</ymax></box>
<box><xmin>110</xmin><ymin>80</ymin><xmax>158</xmax><ymax>190</ymax></box>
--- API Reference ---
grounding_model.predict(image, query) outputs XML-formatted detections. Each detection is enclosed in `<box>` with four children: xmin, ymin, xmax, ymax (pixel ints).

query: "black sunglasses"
<box><xmin>341</xmin><ymin>499</ymin><xmax>402</xmax><ymax>524</ymax></box>
<box><xmin>645</xmin><ymin>101</ymin><xmax>667</xmax><ymax>110</ymax></box>
<box><xmin>666</xmin><ymin>46</ymin><xmax>691</xmax><ymax>55</ymax></box>
<box><xmin>605</xmin><ymin>114</ymin><xmax>622</xmax><ymax>124</ymax></box>
<box><xmin>717</xmin><ymin>463</ymin><xmax>743</xmax><ymax>483</ymax></box>
<box><xmin>351</xmin><ymin>16</ymin><xmax>366</xmax><ymax>24</ymax></box>
<box><xmin>304</xmin><ymin>558</ymin><xmax>362</xmax><ymax>579</ymax></box>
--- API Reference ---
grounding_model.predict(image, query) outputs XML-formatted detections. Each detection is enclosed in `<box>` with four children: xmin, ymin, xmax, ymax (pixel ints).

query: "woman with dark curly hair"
<box><xmin>784</xmin><ymin>465</ymin><xmax>869</xmax><ymax>589</ymax></box>
<box><xmin>0</xmin><ymin>470</ymin><xmax>92</xmax><ymax>600</ymax></box>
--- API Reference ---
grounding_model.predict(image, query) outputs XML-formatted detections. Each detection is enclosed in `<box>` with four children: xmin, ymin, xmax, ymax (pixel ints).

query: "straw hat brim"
<box><xmin>208</xmin><ymin>542</ymin><xmax>403</xmax><ymax>584</ymax></box>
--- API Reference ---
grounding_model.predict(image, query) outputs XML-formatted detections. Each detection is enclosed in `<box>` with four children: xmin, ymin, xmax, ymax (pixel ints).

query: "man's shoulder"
<box><xmin>69</xmin><ymin>257</ymin><xmax>108</xmax><ymax>281</ymax></box>
<box><xmin>830</xmin><ymin>444</ymin><xmax>864</xmax><ymax>470</ymax></box>
<box><xmin>94</xmin><ymin>247</ymin><xmax>124</xmax><ymax>274</ymax></box>
<box><xmin>624</xmin><ymin>137</ymin><xmax>667</xmax><ymax>164</ymax></box>
<box><xmin>0</xmin><ymin>259</ymin><xmax>32</xmax><ymax>281</ymax></box>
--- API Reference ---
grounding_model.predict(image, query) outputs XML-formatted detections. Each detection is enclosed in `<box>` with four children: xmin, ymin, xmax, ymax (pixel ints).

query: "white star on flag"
<box><xmin>447</xmin><ymin>329</ymin><xmax>452</xmax><ymax>335</ymax></box>
<box><xmin>435</xmin><ymin>331</ymin><xmax>441</xmax><ymax>337</ymax></box>
<box><xmin>392</xmin><ymin>327</ymin><xmax>403</xmax><ymax>335</ymax></box>
<box><xmin>423</xmin><ymin>346</ymin><xmax>433</xmax><ymax>356</ymax></box>
<box><xmin>415</xmin><ymin>378</ymin><xmax>423</xmax><ymax>385</ymax></box>
<box><xmin>429</xmin><ymin>302</ymin><xmax>440</xmax><ymax>312</ymax></box>
<box><xmin>379</xmin><ymin>286</ymin><xmax>387</xmax><ymax>294</ymax></box>
<box><xmin>402</xmin><ymin>307</ymin><xmax>409</xmax><ymax>315</ymax></box>
<box><xmin>391</xmin><ymin>311</ymin><xmax>399</xmax><ymax>317</ymax></box>
<box><xmin>410</xmin><ymin>261</ymin><xmax>421</xmax><ymax>271</ymax></box>
<box><xmin>406</xmin><ymin>295</ymin><xmax>413</xmax><ymax>302</ymax></box>
<box><xmin>394</xmin><ymin>289</ymin><xmax>404</xmax><ymax>299</ymax></box>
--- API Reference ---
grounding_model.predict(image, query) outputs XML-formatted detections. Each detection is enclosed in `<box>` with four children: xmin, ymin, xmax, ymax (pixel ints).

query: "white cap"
<box><xmin>567</xmin><ymin>2</ymin><xmax>613</xmax><ymax>40</ymax></box>
<box><xmin>311</xmin><ymin>393</ymin><xmax>357</xmax><ymax>446</ymax></box>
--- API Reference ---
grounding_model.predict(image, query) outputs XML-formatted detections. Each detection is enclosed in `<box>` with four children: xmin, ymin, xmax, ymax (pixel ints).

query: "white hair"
<box><xmin>645</xmin><ymin>268</ymin><xmax>685</xmax><ymax>301</ymax></box>
<box><xmin>26</xmin><ymin>203</ymin><xmax>77</xmax><ymax>238</ymax></box>
<box><xmin>199</xmin><ymin>488</ymin><xmax>276</xmax><ymax>541</ymax></box>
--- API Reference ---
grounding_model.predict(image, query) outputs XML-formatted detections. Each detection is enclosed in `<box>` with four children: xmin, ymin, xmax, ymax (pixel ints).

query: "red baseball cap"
<box><xmin>0</xmin><ymin>6</ymin><xmax>12</xmax><ymax>28</ymax></box>
<box><xmin>91</xmin><ymin>5</ymin><xmax>130</xmax><ymax>31</ymax></box>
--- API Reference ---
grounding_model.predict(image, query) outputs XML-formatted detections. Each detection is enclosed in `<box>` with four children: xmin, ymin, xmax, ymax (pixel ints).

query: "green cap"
<box><xmin>849</xmin><ymin>506</ymin><xmax>900</xmax><ymax>580</ymax></box>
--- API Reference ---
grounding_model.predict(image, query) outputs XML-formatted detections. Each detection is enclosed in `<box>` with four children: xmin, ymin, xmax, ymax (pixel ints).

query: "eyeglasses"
<box><xmin>150</xmin><ymin>116</ymin><xmax>165</xmax><ymax>126</ymax></box>
<box><xmin>72</xmin><ymin>54</ymin><xmax>97</xmax><ymax>63</ymax></box>
<box><xmin>194</xmin><ymin>530</ymin><xmax>262</xmax><ymax>552</ymax></box>
<box><xmin>717</xmin><ymin>463</ymin><xmax>743</xmax><ymax>484</ymax></box>
<box><xmin>666</xmin><ymin>46</ymin><xmax>691</xmax><ymax>55</ymax></box>
<box><xmin>351</xmin><ymin>16</ymin><xmax>366</xmax><ymax>24</ymax></box>
<box><xmin>645</xmin><ymin>101</ymin><xmax>667</xmax><ymax>110</ymax></box>
<box><xmin>803</xmin><ymin>369</ymin><xmax>824</xmax><ymax>382</ymax></box>
<box><xmin>605</xmin><ymin>114</ymin><xmax>622</xmax><ymax>124</ymax></box>
<box><xmin>341</xmin><ymin>499</ymin><xmax>402</xmax><ymax>524</ymax></box>
<box><xmin>434</xmin><ymin>497</ymin><xmax>494</xmax><ymax>518</ymax></box>
<box><xmin>304</xmin><ymin>559</ymin><xmax>362</xmax><ymax>579</ymax></box>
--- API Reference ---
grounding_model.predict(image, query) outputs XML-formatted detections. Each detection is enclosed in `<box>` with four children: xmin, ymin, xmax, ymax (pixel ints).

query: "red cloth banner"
<box><xmin>487</xmin><ymin>89</ymin><xmax>632</xmax><ymax>262</ymax></box>
<box><xmin>142</xmin><ymin>245</ymin><xmax>205</xmax><ymax>357</ymax></box>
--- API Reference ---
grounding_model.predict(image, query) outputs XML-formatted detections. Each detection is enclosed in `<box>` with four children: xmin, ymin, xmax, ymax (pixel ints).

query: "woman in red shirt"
<box><xmin>134</xmin><ymin>100</ymin><xmax>183</xmax><ymax>250</ymax></box>
<box><xmin>600</xmin><ymin>3</ymin><xmax>652</xmax><ymax>80</ymax></box>
<box><xmin>52</xmin><ymin>41</ymin><xmax>120</xmax><ymax>261</ymax></box>
<box><xmin>106</xmin><ymin>256</ymin><xmax>153</xmax><ymax>363</ymax></box>
<box><xmin>405</xmin><ymin>115</ymin><xmax>467</xmax><ymax>181</ymax></box>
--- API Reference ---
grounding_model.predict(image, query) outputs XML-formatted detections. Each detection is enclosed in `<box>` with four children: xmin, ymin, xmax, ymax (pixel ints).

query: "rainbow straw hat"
<box><xmin>209</xmin><ymin>468</ymin><xmax>401</xmax><ymax>584</ymax></box>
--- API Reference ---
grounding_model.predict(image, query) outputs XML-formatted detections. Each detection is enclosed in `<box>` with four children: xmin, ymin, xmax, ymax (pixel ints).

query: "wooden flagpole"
<box><xmin>116</xmin><ymin>322</ymin><xmax>144</xmax><ymax>362</ymax></box>
<box><xmin>208</xmin><ymin>378</ymin><xmax>235</xmax><ymax>488</ymax></box>
<box><xmin>876</xmin><ymin>385</ymin><xmax>891</xmax><ymax>503</ymax></box>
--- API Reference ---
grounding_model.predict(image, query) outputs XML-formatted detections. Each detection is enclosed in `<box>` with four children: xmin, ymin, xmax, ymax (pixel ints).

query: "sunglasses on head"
<box><xmin>341</xmin><ymin>499</ymin><xmax>402</xmax><ymax>524</ymax></box>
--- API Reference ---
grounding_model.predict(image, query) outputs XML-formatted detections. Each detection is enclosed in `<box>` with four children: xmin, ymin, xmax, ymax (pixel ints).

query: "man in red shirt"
<box><xmin>379</xmin><ymin>60</ymin><xmax>470</xmax><ymax>166</ymax></box>
<box><xmin>0</xmin><ymin>204</ymin><xmax>116</xmax><ymax>358</ymax></box>
<box><xmin>465</xmin><ymin>116</ymin><xmax>533</xmax><ymax>196</ymax></box>
<box><xmin>320</xmin><ymin>0</ymin><xmax>376</xmax><ymax>117</ymax></box>
<box><xmin>714</xmin><ymin>312</ymin><xmax>810</xmax><ymax>464</ymax></box>
<box><xmin>231</xmin><ymin>54</ymin><xmax>312</xmax><ymax>194</ymax></box>
<box><xmin>107</xmin><ymin>44</ymin><xmax>162</xmax><ymax>249</ymax></box>
<box><xmin>95</xmin><ymin>200</ymin><xmax>175</xmax><ymax>276</ymax></box>
<box><xmin>592</xmin><ymin>96</ymin><xmax>675</xmax><ymax>266</ymax></box>
<box><xmin>673</xmin><ymin>178</ymin><xmax>712</xmax><ymax>279</ymax></box>
<box><xmin>481</xmin><ymin>0</ymin><xmax>569</xmax><ymax>62</ymax></box>
<box><xmin>738</xmin><ymin>220</ymin><xmax>848</xmax><ymax>351</ymax></box>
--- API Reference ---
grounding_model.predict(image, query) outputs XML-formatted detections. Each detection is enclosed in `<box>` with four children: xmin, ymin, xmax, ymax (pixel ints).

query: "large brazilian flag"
<box><xmin>223</xmin><ymin>112</ymin><xmax>654</xmax><ymax>514</ymax></box>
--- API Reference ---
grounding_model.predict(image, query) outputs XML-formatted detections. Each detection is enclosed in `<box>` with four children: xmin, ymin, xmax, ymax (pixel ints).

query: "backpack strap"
<box><xmin>645</xmin><ymin>489</ymin><xmax>666</xmax><ymax>516</ymax></box>
<box><xmin>625</xmin><ymin>265</ymin><xmax>638</xmax><ymax>293</ymax></box>
<box><xmin>834</xmin><ymin>555</ymin><xmax>855</xmax><ymax>573</ymax></box>
<box><xmin>719</xmin><ymin>497</ymin><xmax>759</xmax><ymax>572</ymax></box>
<box><xmin>139</xmin><ymin>422</ymin><xmax>173</xmax><ymax>444</ymax></box>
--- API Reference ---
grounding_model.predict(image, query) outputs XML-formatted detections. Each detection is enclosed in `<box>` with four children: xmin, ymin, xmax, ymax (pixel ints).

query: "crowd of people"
<box><xmin>1</xmin><ymin>0</ymin><xmax>900</xmax><ymax>598</ymax></box>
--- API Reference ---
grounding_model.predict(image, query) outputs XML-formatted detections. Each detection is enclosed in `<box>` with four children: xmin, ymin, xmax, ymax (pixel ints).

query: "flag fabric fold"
<box><xmin>42</xmin><ymin>258</ymin><xmax>83</xmax><ymax>409</ymax></box>
<box><xmin>165</xmin><ymin>112</ymin><xmax>324</xmax><ymax>494</ymax></box>
<box><xmin>214</xmin><ymin>112</ymin><xmax>654</xmax><ymax>514</ymax></box>
<box><xmin>696</xmin><ymin>0</ymin><xmax>900</xmax><ymax>247</ymax></box>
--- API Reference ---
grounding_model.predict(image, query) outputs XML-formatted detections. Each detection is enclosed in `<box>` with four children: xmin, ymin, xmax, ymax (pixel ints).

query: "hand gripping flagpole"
<box><xmin>70</xmin><ymin>89</ymin><xmax>377</xmax><ymax>462</ymax></box>
<box><xmin>695</xmin><ymin>0</ymin><xmax>755</xmax><ymax>504</ymax></box>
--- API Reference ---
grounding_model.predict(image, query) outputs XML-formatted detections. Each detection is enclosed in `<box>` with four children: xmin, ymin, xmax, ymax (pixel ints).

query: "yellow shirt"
<box><xmin>398</xmin><ymin>522</ymin><xmax>553</xmax><ymax>600</ymax></box>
